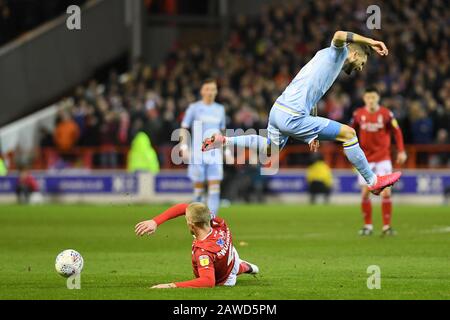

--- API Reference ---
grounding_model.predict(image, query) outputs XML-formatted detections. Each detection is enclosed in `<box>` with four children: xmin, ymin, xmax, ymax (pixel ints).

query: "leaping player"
<box><xmin>135</xmin><ymin>202</ymin><xmax>259</xmax><ymax>288</ymax></box>
<box><xmin>351</xmin><ymin>87</ymin><xmax>407</xmax><ymax>236</ymax></box>
<box><xmin>202</xmin><ymin>31</ymin><xmax>401</xmax><ymax>195</ymax></box>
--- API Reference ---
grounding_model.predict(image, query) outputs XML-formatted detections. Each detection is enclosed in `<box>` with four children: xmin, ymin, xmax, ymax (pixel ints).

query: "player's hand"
<box><xmin>151</xmin><ymin>283</ymin><xmax>176</xmax><ymax>289</ymax></box>
<box><xmin>309</xmin><ymin>139</ymin><xmax>320</xmax><ymax>152</ymax></box>
<box><xmin>370</xmin><ymin>40</ymin><xmax>388</xmax><ymax>56</ymax></box>
<box><xmin>135</xmin><ymin>219</ymin><xmax>158</xmax><ymax>236</ymax></box>
<box><xmin>396</xmin><ymin>151</ymin><xmax>407</xmax><ymax>165</ymax></box>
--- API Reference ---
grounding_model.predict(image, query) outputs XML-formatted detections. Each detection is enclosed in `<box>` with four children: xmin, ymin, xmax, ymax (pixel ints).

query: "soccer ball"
<box><xmin>55</xmin><ymin>249</ymin><xmax>84</xmax><ymax>278</ymax></box>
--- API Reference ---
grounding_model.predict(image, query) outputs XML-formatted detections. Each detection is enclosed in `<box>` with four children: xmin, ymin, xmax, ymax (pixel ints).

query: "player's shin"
<box><xmin>226</xmin><ymin>135</ymin><xmax>268</xmax><ymax>151</ymax></box>
<box><xmin>194</xmin><ymin>186</ymin><xmax>205</xmax><ymax>202</ymax></box>
<box><xmin>382</xmin><ymin>195</ymin><xmax>392</xmax><ymax>229</ymax></box>
<box><xmin>342</xmin><ymin>137</ymin><xmax>377</xmax><ymax>186</ymax></box>
<box><xmin>207</xmin><ymin>184</ymin><xmax>220</xmax><ymax>217</ymax></box>
<box><xmin>361</xmin><ymin>197</ymin><xmax>372</xmax><ymax>227</ymax></box>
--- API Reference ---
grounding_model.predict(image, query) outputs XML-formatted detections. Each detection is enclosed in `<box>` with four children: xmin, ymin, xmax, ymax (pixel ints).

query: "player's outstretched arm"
<box><xmin>151</xmin><ymin>283</ymin><xmax>177</xmax><ymax>289</ymax></box>
<box><xmin>151</xmin><ymin>258</ymin><xmax>216</xmax><ymax>289</ymax></box>
<box><xmin>173</xmin><ymin>270</ymin><xmax>216</xmax><ymax>288</ymax></box>
<box><xmin>135</xmin><ymin>219</ymin><xmax>158</xmax><ymax>236</ymax></box>
<box><xmin>152</xmin><ymin>251</ymin><xmax>217</xmax><ymax>289</ymax></box>
<box><xmin>135</xmin><ymin>203</ymin><xmax>189</xmax><ymax>236</ymax></box>
<box><xmin>332</xmin><ymin>31</ymin><xmax>388</xmax><ymax>56</ymax></box>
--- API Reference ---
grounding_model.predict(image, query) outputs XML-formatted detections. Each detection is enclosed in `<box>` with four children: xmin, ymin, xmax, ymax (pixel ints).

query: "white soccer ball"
<box><xmin>55</xmin><ymin>249</ymin><xmax>84</xmax><ymax>278</ymax></box>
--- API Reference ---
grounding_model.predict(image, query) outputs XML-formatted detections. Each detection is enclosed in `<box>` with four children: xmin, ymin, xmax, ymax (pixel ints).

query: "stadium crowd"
<box><xmin>45</xmin><ymin>0</ymin><xmax>449</xmax><ymax>167</ymax></box>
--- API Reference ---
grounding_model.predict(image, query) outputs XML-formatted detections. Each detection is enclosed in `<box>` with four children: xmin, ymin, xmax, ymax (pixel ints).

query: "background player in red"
<box><xmin>15</xmin><ymin>166</ymin><xmax>40</xmax><ymax>204</ymax></box>
<box><xmin>351</xmin><ymin>87</ymin><xmax>407</xmax><ymax>236</ymax></box>
<box><xmin>135</xmin><ymin>202</ymin><xmax>259</xmax><ymax>288</ymax></box>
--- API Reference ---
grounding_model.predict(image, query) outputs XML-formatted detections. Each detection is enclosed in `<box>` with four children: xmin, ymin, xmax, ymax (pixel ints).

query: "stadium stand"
<box><xmin>0</xmin><ymin>0</ymin><xmax>87</xmax><ymax>45</ymax></box>
<box><xmin>3</xmin><ymin>0</ymin><xmax>450</xmax><ymax>170</ymax></box>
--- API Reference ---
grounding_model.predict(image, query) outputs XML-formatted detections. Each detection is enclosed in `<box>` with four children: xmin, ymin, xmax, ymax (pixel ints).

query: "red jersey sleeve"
<box><xmin>387</xmin><ymin>111</ymin><xmax>405</xmax><ymax>152</ymax></box>
<box><xmin>350</xmin><ymin>110</ymin><xmax>360</xmax><ymax>130</ymax></box>
<box><xmin>153</xmin><ymin>203</ymin><xmax>189</xmax><ymax>226</ymax></box>
<box><xmin>175</xmin><ymin>251</ymin><xmax>216</xmax><ymax>288</ymax></box>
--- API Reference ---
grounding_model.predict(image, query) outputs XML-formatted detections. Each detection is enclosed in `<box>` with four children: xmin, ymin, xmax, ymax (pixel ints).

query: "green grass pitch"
<box><xmin>0</xmin><ymin>203</ymin><xmax>449</xmax><ymax>299</ymax></box>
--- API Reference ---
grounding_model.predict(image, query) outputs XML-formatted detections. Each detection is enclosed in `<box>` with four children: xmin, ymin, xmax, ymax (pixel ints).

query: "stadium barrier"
<box><xmin>3</xmin><ymin>144</ymin><xmax>449</xmax><ymax>171</ymax></box>
<box><xmin>0</xmin><ymin>104</ymin><xmax>58</xmax><ymax>155</ymax></box>
<box><xmin>0</xmin><ymin>0</ymin><xmax>129</xmax><ymax>127</ymax></box>
<box><xmin>0</xmin><ymin>169</ymin><xmax>448</xmax><ymax>205</ymax></box>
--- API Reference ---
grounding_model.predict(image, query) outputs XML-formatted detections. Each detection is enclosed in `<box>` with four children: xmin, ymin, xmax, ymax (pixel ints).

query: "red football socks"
<box><xmin>238</xmin><ymin>262</ymin><xmax>251</xmax><ymax>275</ymax></box>
<box><xmin>361</xmin><ymin>198</ymin><xmax>372</xmax><ymax>226</ymax></box>
<box><xmin>382</xmin><ymin>196</ymin><xmax>392</xmax><ymax>228</ymax></box>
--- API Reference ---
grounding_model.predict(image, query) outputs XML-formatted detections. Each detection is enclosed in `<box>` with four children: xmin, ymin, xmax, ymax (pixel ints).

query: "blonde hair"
<box><xmin>186</xmin><ymin>202</ymin><xmax>211</xmax><ymax>226</ymax></box>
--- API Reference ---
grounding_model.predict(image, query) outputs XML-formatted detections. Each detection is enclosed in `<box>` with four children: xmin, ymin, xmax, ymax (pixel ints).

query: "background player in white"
<box><xmin>203</xmin><ymin>31</ymin><xmax>401</xmax><ymax>195</ymax></box>
<box><xmin>180</xmin><ymin>79</ymin><xmax>226</xmax><ymax>216</ymax></box>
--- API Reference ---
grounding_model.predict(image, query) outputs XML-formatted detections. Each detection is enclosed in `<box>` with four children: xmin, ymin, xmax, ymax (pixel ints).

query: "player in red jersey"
<box><xmin>135</xmin><ymin>202</ymin><xmax>259</xmax><ymax>288</ymax></box>
<box><xmin>351</xmin><ymin>87</ymin><xmax>407</xmax><ymax>236</ymax></box>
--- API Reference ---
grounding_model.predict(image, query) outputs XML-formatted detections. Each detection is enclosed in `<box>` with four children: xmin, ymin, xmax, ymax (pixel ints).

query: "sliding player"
<box><xmin>202</xmin><ymin>31</ymin><xmax>401</xmax><ymax>195</ymax></box>
<box><xmin>135</xmin><ymin>202</ymin><xmax>259</xmax><ymax>288</ymax></box>
<box><xmin>180</xmin><ymin>79</ymin><xmax>226</xmax><ymax>216</ymax></box>
<box><xmin>351</xmin><ymin>87</ymin><xmax>407</xmax><ymax>236</ymax></box>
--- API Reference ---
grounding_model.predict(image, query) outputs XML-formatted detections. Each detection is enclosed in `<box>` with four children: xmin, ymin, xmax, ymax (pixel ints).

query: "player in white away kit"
<box><xmin>203</xmin><ymin>31</ymin><xmax>401</xmax><ymax>195</ymax></box>
<box><xmin>180</xmin><ymin>79</ymin><xmax>226</xmax><ymax>216</ymax></box>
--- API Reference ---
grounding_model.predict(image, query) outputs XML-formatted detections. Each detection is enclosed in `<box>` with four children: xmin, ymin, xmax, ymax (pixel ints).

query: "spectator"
<box><xmin>437</xmin><ymin>99</ymin><xmax>450</xmax><ymax>133</ymax></box>
<box><xmin>0</xmin><ymin>154</ymin><xmax>7</xmax><ymax>176</ymax></box>
<box><xmin>127</xmin><ymin>132</ymin><xmax>160</xmax><ymax>174</ymax></box>
<box><xmin>39</xmin><ymin>126</ymin><xmax>54</xmax><ymax>148</ymax></box>
<box><xmin>99</xmin><ymin>111</ymin><xmax>119</xmax><ymax>168</ymax></box>
<box><xmin>79</xmin><ymin>105</ymin><xmax>101</xmax><ymax>146</ymax></box>
<box><xmin>410</xmin><ymin>107</ymin><xmax>434</xmax><ymax>144</ymax></box>
<box><xmin>429</xmin><ymin>129</ymin><xmax>450</xmax><ymax>167</ymax></box>
<box><xmin>53</xmin><ymin>112</ymin><xmax>80</xmax><ymax>153</ymax></box>
<box><xmin>306</xmin><ymin>153</ymin><xmax>333</xmax><ymax>204</ymax></box>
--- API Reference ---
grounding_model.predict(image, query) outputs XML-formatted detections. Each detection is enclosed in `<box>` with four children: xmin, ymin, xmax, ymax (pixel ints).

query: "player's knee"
<box><xmin>381</xmin><ymin>188</ymin><xmax>391</xmax><ymax>198</ymax></box>
<box><xmin>362</xmin><ymin>187</ymin><xmax>370</xmax><ymax>199</ymax></box>
<box><xmin>342</xmin><ymin>126</ymin><xmax>357</xmax><ymax>141</ymax></box>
